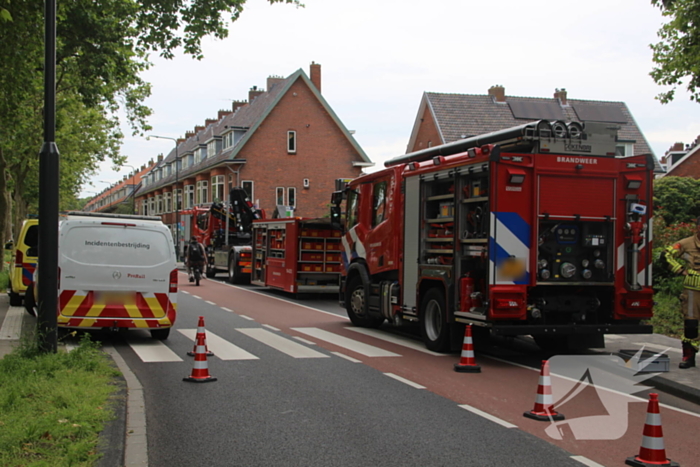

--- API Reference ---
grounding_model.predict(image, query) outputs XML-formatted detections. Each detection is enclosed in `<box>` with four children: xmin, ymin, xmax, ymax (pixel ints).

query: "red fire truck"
<box><xmin>186</xmin><ymin>188</ymin><xmax>263</xmax><ymax>283</ymax></box>
<box><xmin>251</xmin><ymin>218</ymin><xmax>343</xmax><ymax>294</ymax></box>
<box><xmin>330</xmin><ymin>120</ymin><xmax>654</xmax><ymax>351</ymax></box>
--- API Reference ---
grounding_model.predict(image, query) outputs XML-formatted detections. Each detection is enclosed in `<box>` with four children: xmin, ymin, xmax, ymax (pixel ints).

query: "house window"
<box><xmin>142</xmin><ymin>200</ymin><xmax>148</xmax><ymax>216</ymax></box>
<box><xmin>207</xmin><ymin>141</ymin><xmax>217</xmax><ymax>158</ymax></box>
<box><xmin>176</xmin><ymin>189</ymin><xmax>182</xmax><ymax>211</ymax></box>
<box><xmin>276</xmin><ymin>187</ymin><xmax>285</xmax><ymax>206</ymax></box>
<box><xmin>287</xmin><ymin>187</ymin><xmax>296</xmax><ymax>208</ymax></box>
<box><xmin>185</xmin><ymin>185</ymin><xmax>195</xmax><ymax>209</ymax></box>
<box><xmin>242</xmin><ymin>180</ymin><xmax>254</xmax><ymax>201</ymax></box>
<box><xmin>156</xmin><ymin>195</ymin><xmax>163</xmax><ymax>214</ymax></box>
<box><xmin>149</xmin><ymin>197</ymin><xmax>155</xmax><ymax>215</ymax></box>
<box><xmin>212</xmin><ymin>175</ymin><xmax>225</xmax><ymax>203</ymax></box>
<box><xmin>287</xmin><ymin>131</ymin><xmax>296</xmax><ymax>154</ymax></box>
<box><xmin>196</xmin><ymin>180</ymin><xmax>209</xmax><ymax>205</ymax></box>
<box><xmin>615</xmin><ymin>143</ymin><xmax>634</xmax><ymax>157</ymax></box>
<box><xmin>164</xmin><ymin>192</ymin><xmax>172</xmax><ymax>213</ymax></box>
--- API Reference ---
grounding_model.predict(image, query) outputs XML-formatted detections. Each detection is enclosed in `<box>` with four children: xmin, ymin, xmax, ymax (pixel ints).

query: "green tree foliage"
<box><xmin>653</xmin><ymin>176</ymin><xmax>700</xmax><ymax>225</ymax></box>
<box><xmin>650</xmin><ymin>0</ymin><xmax>700</xmax><ymax>103</ymax></box>
<box><xmin>0</xmin><ymin>0</ymin><xmax>301</xmax><ymax>243</ymax></box>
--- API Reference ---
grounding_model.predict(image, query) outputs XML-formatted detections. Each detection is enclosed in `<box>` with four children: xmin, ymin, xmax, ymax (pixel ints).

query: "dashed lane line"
<box><xmin>459</xmin><ymin>404</ymin><xmax>518</xmax><ymax>429</ymax></box>
<box><xmin>384</xmin><ymin>373</ymin><xmax>425</xmax><ymax>389</ymax></box>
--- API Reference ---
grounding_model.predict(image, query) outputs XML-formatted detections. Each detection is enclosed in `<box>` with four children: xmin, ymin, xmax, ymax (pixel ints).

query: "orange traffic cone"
<box><xmin>625</xmin><ymin>393</ymin><xmax>679</xmax><ymax>467</ymax></box>
<box><xmin>523</xmin><ymin>360</ymin><xmax>564</xmax><ymax>421</ymax></box>
<box><xmin>183</xmin><ymin>331</ymin><xmax>217</xmax><ymax>383</ymax></box>
<box><xmin>187</xmin><ymin>316</ymin><xmax>214</xmax><ymax>357</ymax></box>
<box><xmin>454</xmin><ymin>324</ymin><xmax>481</xmax><ymax>373</ymax></box>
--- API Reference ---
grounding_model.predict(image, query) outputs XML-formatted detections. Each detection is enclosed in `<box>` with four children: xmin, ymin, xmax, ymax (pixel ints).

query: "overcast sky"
<box><xmin>81</xmin><ymin>0</ymin><xmax>699</xmax><ymax>197</ymax></box>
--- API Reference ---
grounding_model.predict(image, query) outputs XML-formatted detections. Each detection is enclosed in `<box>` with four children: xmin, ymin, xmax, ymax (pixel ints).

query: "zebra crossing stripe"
<box><xmin>128</xmin><ymin>339</ymin><xmax>183</xmax><ymax>363</ymax></box>
<box><xmin>237</xmin><ymin>328</ymin><xmax>329</xmax><ymax>359</ymax></box>
<box><xmin>178</xmin><ymin>329</ymin><xmax>258</xmax><ymax>360</ymax></box>
<box><xmin>346</xmin><ymin>327</ymin><xmax>447</xmax><ymax>356</ymax></box>
<box><xmin>292</xmin><ymin>328</ymin><xmax>401</xmax><ymax>357</ymax></box>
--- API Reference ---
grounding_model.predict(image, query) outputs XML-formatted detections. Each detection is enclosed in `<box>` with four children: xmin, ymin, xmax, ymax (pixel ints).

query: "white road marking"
<box><xmin>181</xmin><ymin>291</ymin><xmax>190</xmax><ymax>295</ymax></box>
<box><xmin>0</xmin><ymin>306</ymin><xmax>23</xmax><ymax>340</ymax></box>
<box><xmin>263</xmin><ymin>324</ymin><xmax>280</xmax><ymax>332</ymax></box>
<box><xmin>632</xmin><ymin>342</ymin><xmax>681</xmax><ymax>354</ymax></box>
<box><xmin>292</xmin><ymin>327</ymin><xmax>401</xmax><ymax>357</ymax></box>
<box><xmin>346</xmin><ymin>327</ymin><xmax>447</xmax><ymax>356</ymax></box>
<box><xmin>127</xmin><ymin>340</ymin><xmax>183</xmax><ymax>363</ymax></box>
<box><xmin>331</xmin><ymin>351</ymin><xmax>361</xmax><ymax>363</ymax></box>
<box><xmin>178</xmin><ymin>329</ymin><xmax>258</xmax><ymax>360</ymax></box>
<box><xmin>293</xmin><ymin>336</ymin><xmax>317</xmax><ymax>346</ymax></box>
<box><xmin>205</xmin><ymin>300</ymin><xmax>216</xmax><ymax>305</ymax></box>
<box><xmin>459</xmin><ymin>404</ymin><xmax>518</xmax><ymax>429</ymax></box>
<box><xmin>384</xmin><ymin>373</ymin><xmax>425</xmax><ymax>389</ymax></box>
<box><xmin>570</xmin><ymin>456</ymin><xmax>605</xmax><ymax>467</ymax></box>
<box><xmin>237</xmin><ymin>328</ymin><xmax>329</xmax><ymax>359</ymax></box>
<box><xmin>192</xmin><ymin>295</ymin><xmax>201</xmax><ymax>299</ymax></box>
<box><xmin>222</xmin><ymin>307</ymin><xmax>233</xmax><ymax>312</ymax></box>
<box><xmin>239</xmin><ymin>315</ymin><xmax>255</xmax><ymax>321</ymax></box>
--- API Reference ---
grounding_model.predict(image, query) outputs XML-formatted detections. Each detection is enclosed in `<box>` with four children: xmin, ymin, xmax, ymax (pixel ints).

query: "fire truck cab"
<box><xmin>331</xmin><ymin>120</ymin><xmax>654</xmax><ymax>352</ymax></box>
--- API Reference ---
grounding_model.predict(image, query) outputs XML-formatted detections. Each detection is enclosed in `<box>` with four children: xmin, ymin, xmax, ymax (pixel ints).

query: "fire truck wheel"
<box><xmin>420</xmin><ymin>288</ymin><xmax>450</xmax><ymax>352</ymax></box>
<box><xmin>229</xmin><ymin>256</ymin><xmax>241</xmax><ymax>284</ymax></box>
<box><xmin>150</xmin><ymin>328</ymin><xmax>170</xmax><ymax>340</ymax></box>
<box><xmin>346</xmin><ymin>275</ymin><xmax>384</xmax><ymax>328</ymax></box>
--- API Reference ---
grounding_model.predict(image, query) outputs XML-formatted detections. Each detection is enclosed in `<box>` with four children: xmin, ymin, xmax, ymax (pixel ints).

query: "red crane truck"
<box><xmin>186</xmin><ymin>187</ymin><xmax>264</xmax><ymax>283</ymax></box>
<box><xmin>330</xmin><ymin>120</ymin><xmax>655</xmax><ymax>352</ymax></box>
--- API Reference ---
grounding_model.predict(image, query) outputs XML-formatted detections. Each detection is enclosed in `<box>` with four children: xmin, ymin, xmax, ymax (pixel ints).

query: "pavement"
<box><xmin>1</xmin><ymin>284</ymin><xmax>699</xmax><ymax>466</ymax></box>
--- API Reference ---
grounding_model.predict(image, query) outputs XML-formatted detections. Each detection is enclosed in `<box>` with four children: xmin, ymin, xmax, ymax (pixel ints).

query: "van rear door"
<box><xmin>59</xmin><ymin>220</ymin><xmax>176</xmax><ymax>321</ymax></box>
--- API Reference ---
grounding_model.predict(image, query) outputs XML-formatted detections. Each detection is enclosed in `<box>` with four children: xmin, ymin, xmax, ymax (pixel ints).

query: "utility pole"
<box><xmin>38</xmin><ymin>0</ymin><xmax>59</xmax><ymax>352</ymax></box>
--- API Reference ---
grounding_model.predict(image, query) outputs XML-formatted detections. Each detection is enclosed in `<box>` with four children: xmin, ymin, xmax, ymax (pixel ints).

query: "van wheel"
<box><xmin>9</xmin><ymin>289</ymin><xmax>22</xmax><ymax>307</ymax></box>
<box><xmin>151</xmin><ymin>328</ymin><xmax>170</xmax><ymax>340</ymax></box>
<box><xmin>420</xmin><ymin>288</ymin><xmax>450</xmax><ymax>352</ymax></box>
<box><xmin>24</xmin><ymin>283</ymin><xmax>37</xmax><ymax>317</ymax></box>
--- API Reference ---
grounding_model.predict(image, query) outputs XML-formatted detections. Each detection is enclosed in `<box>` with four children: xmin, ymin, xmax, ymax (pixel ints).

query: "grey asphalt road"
<box><xmin>112</xmin><ymin>291</ymin><xmax>584</xmax><ymax>467</ymax></box>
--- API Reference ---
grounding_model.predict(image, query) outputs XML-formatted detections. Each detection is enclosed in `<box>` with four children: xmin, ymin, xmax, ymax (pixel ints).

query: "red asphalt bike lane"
<box><xmin>178</xmin><ymin>272</ymin><xmax>700</xmax><ymax>467</ymax></box>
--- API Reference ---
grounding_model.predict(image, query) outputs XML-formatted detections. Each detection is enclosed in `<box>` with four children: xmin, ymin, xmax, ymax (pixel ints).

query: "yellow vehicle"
<box><xmin>7</xmin><ymin>218</ymin><xmax>39</xmax><ymax>306</ymax></box>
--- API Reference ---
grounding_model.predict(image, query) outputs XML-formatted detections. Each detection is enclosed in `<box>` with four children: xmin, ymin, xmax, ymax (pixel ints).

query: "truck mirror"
<box><xmin>330</xmin><ymin>190</ymin><xmax>343</xmax><ymax>206</ymax></box>
<box><xmin>330</xmin><ymin>205</ymin><xmax>342</xmax><ymax>232</ymax></box>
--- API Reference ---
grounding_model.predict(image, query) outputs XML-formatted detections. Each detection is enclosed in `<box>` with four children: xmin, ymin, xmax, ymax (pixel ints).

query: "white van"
<box><xmin>55</xmin><ymin>212</ymin><xmax>178</xmax><ymax>339</ymax></box>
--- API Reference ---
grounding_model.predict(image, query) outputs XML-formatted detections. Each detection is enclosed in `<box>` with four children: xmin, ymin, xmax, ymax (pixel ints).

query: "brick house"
<box><xmin>84</xmin><ymin>163</ymin><xmax>154</xmax><ymax>213</ymax></box>
<box><xmin>658</xmin><ymin>137</ymin><xmax>700</xmax><ymax>178</ymax></box>
<box><xmin>406</xmin><ymin>86</ymin><xmax>661</xmax><ymax>172</ymax></box>
<box><xmin>135</xmin><ymin>63</ymin><xmax>372</xmax><ymax>251</ymax></box>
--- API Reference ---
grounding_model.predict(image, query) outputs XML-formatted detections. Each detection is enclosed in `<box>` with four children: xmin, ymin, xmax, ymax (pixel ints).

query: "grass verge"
<box><xmin>0</xmin><ymin>334</ymin><xmax>121</xmax><ymax>467</ymax></box>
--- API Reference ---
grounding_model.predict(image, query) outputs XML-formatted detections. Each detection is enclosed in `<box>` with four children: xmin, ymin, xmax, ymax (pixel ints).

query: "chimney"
<box><xmin>665</xmin><ymin>142</ymin><xmax>685</xmax><ymax>156</ymax></box>
<box><xmin>157</xmin><ymin>154</ymin><xmax>163</xmax><ymax>162</ymax></box>
<box><xmin>232</xmin><ymin>100</ymin><xmax>247</xmax><ymax>113</ymax></box>
<box><xmin>249</xmin><ymin>85</ymin><xmax>264</xmax><ymax>102</ymax></box>
<box><xmin>177</xmin><ymin>137</ymin><xmax>185</xmax><ymax>145</ymax></box>
<box><xmin>267</xmin><ymin>76</ymin><xmax>285</xmax><ymax>92</ymax></box>
<box><xmin>488</xmin><ymin>85</ymin><xmax>505</xmax><ymax>103</ymax></box>
<box><xmin>205</xmin><ymin>118</ymin><xmax>217</xmax><ymax>127</ymax></box>
<box><xmin>194</xmin><ymin>125</ymin><xmax>204</xmax><ymax>134</ymax></box>
<box><xmin>149</xmin><ymin>158</ymin><xmax>154</xmax><ymax>166</ymax></box>
<box><xmin>310</xmin><ymin>62</ymin><xmax>321</xmax><ymax>93</ymax></box>
<box><xmin>554</xmin><ymin>88</ymin><xmax>568</xmax><ymax>106</ymax></box>
<box><xmin>218</xmin><ymin>109</ymin><xmax>232</xmax><ymax>120</ymax></box>
<box><xmin>140</xmin><ymin>165</ymin><xmax>146</xmax><ymax>171</ymax></box>
<box><xmin>185</xmin><ymin>131</ymin><xmax>194</xmax><ymax>138</ymax></box>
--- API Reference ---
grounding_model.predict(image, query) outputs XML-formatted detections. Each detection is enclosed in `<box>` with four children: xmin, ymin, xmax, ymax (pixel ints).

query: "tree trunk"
<box><xmin>0</xmin><ymin>148</ymin><xmax>8</xmax><ymax>272</ymax></box>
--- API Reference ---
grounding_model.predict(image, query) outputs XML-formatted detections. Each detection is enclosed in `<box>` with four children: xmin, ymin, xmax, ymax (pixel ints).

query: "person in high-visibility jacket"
<box><xmin>663</xmin><ymin>217</ymin><xmax>700</xmax><ymax>369</ymax></box>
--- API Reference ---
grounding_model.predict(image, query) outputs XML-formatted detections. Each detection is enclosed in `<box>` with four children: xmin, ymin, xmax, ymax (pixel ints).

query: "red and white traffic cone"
<box><xmin>454</xmin><ymin>324</ymin><xmax>481</xmax><ymax>373</ymax></box>
<box><xmin>187</xmin><ymin>316</ymin><xmax>214</xmax><ymax>357</ymax></box>
<box><xmin>183</xmin><ymin>331</ymin><xmax>217</xmax><ymax>383</ymax></box>
<box><xmin>523</xmin><ymin>359</ymin><xmax>564</xmax><ymax>421</ymax></box>
<box><xmin>625</xmin><ymin>393</ymin><xmax>679</xmax><ymax>467</ymax></box>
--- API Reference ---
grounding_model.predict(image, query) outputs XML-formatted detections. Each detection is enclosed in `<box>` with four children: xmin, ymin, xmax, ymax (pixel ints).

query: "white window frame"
<box><xmin>276</xmin><ymin>187</ymin><xmax>285</xmax><ymax>206</ymax></box>
<box><xmin>175</xmin><ymin>189</ymin><xmax>182</xmax><ymax>211</ymax></box>
<box><xmin>242</xmin><ymin>180</ymin><xmax>254</xmax><ymax>201</ymax></box>
<box><xmin>164</xmin><ymin>192</ymin><xmax>172</xmax><ymax>213</ymax></box>
<box><xmin>142</xmin><ymin>200</ymin><xmax>147</xmax><ymax>215</ymax></box>
<box><xmin>149</xmin><ymin>197</ymin><xmax>155</xmax><ymax>215</ymax></box>
<box><xmin>287</xmin><ymin>130</ymin><xmax>296</xmax><ymax>154</ymax></box>
<box><xmin>212</xmin><ymin>175</ymin><xmax>225</xmax><ymax>203</ymax></box>
<box><xmin>287</xmin><ymin>187</ymin><xmax>296</xmax><ymax>208</ymax></box>
<box><xmin>185</xmin><ymin>185</ymin><xmax>195</xmax><ymax>209</ymax></box>
<box><xmin>156</xmin><ymin>194</ymin><xmax>163</xmax><ymax>214</ymax></box>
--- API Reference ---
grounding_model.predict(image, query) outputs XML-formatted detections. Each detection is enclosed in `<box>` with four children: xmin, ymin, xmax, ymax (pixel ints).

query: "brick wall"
<box><xmin>408</xmin><ymin>105</ymin><xmax>442</xmax><ymax>152</ymax></box>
